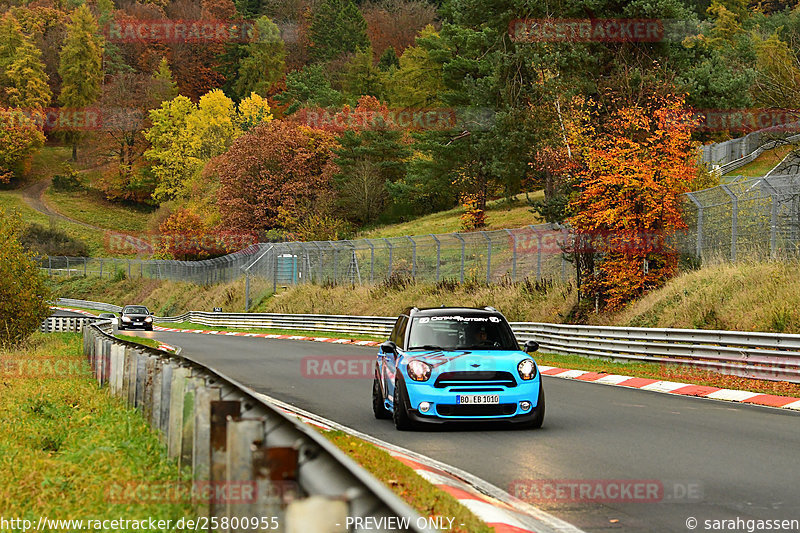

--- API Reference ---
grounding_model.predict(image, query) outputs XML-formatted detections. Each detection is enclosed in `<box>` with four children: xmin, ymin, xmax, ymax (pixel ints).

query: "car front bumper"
<box><xmin>404</xmin><ymin>378</ymin><xmax>541</xmax><ymax>423</ymax></box>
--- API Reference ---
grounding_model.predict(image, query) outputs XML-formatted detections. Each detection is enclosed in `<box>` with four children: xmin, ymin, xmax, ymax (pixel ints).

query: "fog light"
<box><xmin>520</xmin><ymin>401</ymin><xmax>532</xmax><ymax>411</ymax></box>
<box><xmin>419</xmin><ymin>402</ymin><xmax>431</xmax><ymax>413</ymax></box>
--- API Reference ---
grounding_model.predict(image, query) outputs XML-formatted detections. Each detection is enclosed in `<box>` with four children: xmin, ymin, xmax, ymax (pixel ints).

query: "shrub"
<box><xmin>19</xmin><ymin>223</ymin><xmax>89</xmax><ymax>257</ymax></box>
<box><xmin>0</xmin><ymin>209</ymin><xmax>52</xmax><ymax>348</ymax></box>
<box><xmin>51</xmin><ymin>163</ymin><xmax>83</xmax><ymax>192</ymax></box>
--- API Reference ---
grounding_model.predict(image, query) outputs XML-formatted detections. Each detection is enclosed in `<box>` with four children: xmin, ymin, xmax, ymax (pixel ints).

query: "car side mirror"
<box><xmin>524</xmin><ymin>340</ymin><xmax>539</xmax><ymax>353</ymax></box>
<box><xmin>380</xmin><ymin>341</ymin><xmax>397</xmax><ymax>354</ymax></box>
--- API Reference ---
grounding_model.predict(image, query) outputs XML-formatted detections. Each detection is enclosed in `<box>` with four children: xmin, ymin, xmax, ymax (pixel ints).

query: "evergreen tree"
<box><xmin>58</xmin><ymin>4</ymin><xmax>103</xmax><ymax>161</ymax></box>
<box><xmin>309</xmin><ymin>0</ymin><xmax>369</xmax><ymax>62</ymax></box>
<box><xmin>377</xmin><ymin>47</ymin><xmax>400</xmax><ymax>71</ymax></box>
<box><xmin>151</xmin><ymin>57</ymin><xmax>179</xmax><ymax>103</ymax></box>
<box><xmin>233</xmin><ymin>16</ymin><xmax>286</xmax><ymax>98</ymax></box>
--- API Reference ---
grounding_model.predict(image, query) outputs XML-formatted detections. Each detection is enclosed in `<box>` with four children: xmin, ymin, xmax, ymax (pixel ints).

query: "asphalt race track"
<box><xmin>130</xmin><ymin>330</ymin><xmax>800</xmax><ymax>532</ymax></box>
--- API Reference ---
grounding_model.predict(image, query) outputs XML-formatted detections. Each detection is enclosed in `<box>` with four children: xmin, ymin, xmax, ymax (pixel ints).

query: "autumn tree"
<box><xmin>0</xmin><ymin>208</ymin><xmax>51</xmax><ymax>348</ymax></box>
<box><xmin>566</xmin><ymin>95</ymin><xmax>700</xmax><ymax>311</ymax></box>
<box><xmin>385</xmin><ymin>25</ymin><xmax>445</xmax><ymax>108</ymax></box>
<box><xmin>214</xmin><ymin>121</ymin><xmax>341</xmax><ymax>234</ymax></box>
<box><xmin>145</xmin><ymin>90</ymin><xmax>272</xmax><ymax>207</ymax></box>
<box><xmin>4</xmin><ymin>33</ymin><xmax>51</xmax><ymax>110</ymax></box>
<box><xmin>0</xmin><ymin>108</ymin><xmax>45</xmax><ymax>184</ymax></box>
<box><xmin>361</xmin><ymin>0</ymin><xmax>436</xmax><ymax>61</ymax></box>
<box><xmin>58</xmin><ymin>4</ymin><xmax>103</xmax><ymax>161</ymax></box>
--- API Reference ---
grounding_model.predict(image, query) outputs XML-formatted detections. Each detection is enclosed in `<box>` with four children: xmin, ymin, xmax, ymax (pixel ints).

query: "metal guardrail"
<box><xmin>83</xmin><ymin>320</ymin><xmax>429</xmax><ymax>533</ymax></box>
<box><xmin>63</xmin><ymin>298</ymin><xmax>800</xmax><ymax>382</ymax></box>
<box><xmin>40</xmin><ymin>316</ymin><xmax>96</xmax><ymax>333</ymax></box>
<box><xmin>57</xmin><ymin>298</ymin><xmax>122</xmax><ymax>313</ymax></box>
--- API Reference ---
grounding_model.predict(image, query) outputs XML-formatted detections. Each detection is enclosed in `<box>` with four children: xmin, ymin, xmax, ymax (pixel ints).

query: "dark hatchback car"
<box><xmin>118</xmin><ymin>305</ymin><xmax>154</xmax><ymax>331</ymax></box>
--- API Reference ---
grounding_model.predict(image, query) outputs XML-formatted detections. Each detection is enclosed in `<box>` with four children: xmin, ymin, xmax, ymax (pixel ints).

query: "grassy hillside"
<box><xmin>50</xmin><ymin>259</ymin><xmax>800</xmax><ymax>334</ymax></box>
<box><xmin>361</xmin><ymin>191</ymin><xmax>545</xmax><ymax>238</ymax></box>
<box><xmin>0</xmin><ymin>191</ymin><xmax>107</xmax><ymax>256</ymax></box>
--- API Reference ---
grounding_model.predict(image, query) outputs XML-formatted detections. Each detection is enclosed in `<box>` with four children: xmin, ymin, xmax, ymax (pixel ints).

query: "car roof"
<box><xmin>402</xmin><ymin>306</ymin><xmax>502</xmax><ymax>317</ymax></box>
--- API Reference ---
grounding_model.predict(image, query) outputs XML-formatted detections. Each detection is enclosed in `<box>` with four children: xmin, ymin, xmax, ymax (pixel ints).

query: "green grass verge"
<box><xmin>324</xmin><ymin>430</ymin><xmax>493</xmax><ymax>533</ymax></box>
<box><xmin>361</xmin><ymin>192</ymin><xmax>544</xmax><ymax>238</ymax></box>
<box><xmin>0</xmin><ymin>333</ymin><xmax>194</xmax><ymax>524</ymax></box>
<box><xmin>535</xmin><ymin>351</ymin><xmax>800</xmax><ymax>397</ymax></box>
<box><xmin>116</xmin><ymin>333</ymin><xmax>162</xmax><ymax>349</ymax></box>
<box><xmin>44</xmin><ymin>188</ymin><xmax>154</xmax><ymax>234</ymax></box>
<box><xmin>723</xmin><ymin>144</ymin><xmax>795</xmax><ymax>178</ymax></box>
<box><xmin>155</xmin><ymin>321</ymin><xmax>383</xmax><ymax>340</ymax></box>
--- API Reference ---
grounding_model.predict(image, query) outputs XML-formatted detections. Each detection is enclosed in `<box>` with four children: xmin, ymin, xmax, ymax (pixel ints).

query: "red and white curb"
<box><xmin>259</xmin><ymin>393</ymin><xmax>584</xmax><ymax>533</ymax></box>
<box><xmin>152</xmin><ymin>325</ymin><xmax>382</xmax><ymax>347</ymax></box>
<box><xmin>538</xmin><ymin>365</ymin><xmax>800</xmax><ymax>411</ymax></box>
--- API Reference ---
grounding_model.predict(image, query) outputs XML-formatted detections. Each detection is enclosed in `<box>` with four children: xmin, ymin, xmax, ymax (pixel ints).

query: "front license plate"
<box><xmin>133</xmin><ymin>322</ymin><xmax>142</xmax><ymax>326</ymax></box>
<box><xmin>456</xmin><ymin>394</ymin><xmax>500</xmax><ymax>405</ymax></box>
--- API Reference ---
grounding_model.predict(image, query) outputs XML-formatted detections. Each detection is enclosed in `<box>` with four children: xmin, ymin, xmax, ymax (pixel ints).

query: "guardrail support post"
<box><xmin>210</xmin><ymin>401</ymin><xmax>242</xmax><ymax>522</ymax></box>
<box><xmin>159</xmin><ymin>362</ymin><xmax>175</xmax><ymax>445</ymax></box>
<box><xmin>135</xmin><ymin>351</ymin><xmax>147</xmax><ymax>410</ymax></box>
<box><xmin>226</xmin><ymin>417</ymin><xmax>266</xmax><ymax>531</ymax></box>
<box><xmin>168</xmin><ymin>366</ymin><xmax>190</xmax><ymax>459</ymax></box>
<box><xmin>193</xmin><ymin>385</ymin><xmax>221</xmax><ymax>482</ymax></box>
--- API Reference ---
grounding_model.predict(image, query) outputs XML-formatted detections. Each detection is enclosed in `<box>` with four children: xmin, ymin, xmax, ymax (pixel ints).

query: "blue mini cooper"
<box><xmin>372</xmin><ymin>307</ymin><xmax>544</xmax><ymax>430</ymax></box>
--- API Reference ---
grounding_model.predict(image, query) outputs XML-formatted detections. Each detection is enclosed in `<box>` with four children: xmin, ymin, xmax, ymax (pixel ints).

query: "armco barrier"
<box><xmin>63</xmin><ymin>299</ymin><xmax>800</xmax><ymax>383</ymax></box>
<box><xmin>156</xmin><ymin>311</ymin><xmax>397</xmax><ymax>337</ymax></box>
<box><xmin>83</xmin><ymin>320</ymin><xmax>430</xmax><ymax>533</ymax></box>
<box><xmin>40</xmin><ymin>316</ymin><xmax>96</xmax><ymax>333</ymax></box>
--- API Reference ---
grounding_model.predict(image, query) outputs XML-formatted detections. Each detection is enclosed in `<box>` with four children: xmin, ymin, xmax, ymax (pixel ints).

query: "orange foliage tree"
<box><xmin>566</xmin><ymin>94</ymin><xmax>699</xmax><ymax>311</ymax></box>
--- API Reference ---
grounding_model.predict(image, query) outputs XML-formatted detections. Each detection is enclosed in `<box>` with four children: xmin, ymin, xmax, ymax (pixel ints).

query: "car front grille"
<box><xmin>434</xmin><ymin>371</ymin><xmax>517</xmax><ymax>389</ymax></box>
<box><xmin>435</xmin><ymin>404</ymin><xmax>517</xmax><ymax>417</ymax></box>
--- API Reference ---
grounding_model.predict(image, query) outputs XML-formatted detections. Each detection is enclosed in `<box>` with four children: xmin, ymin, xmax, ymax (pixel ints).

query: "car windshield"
<box><xmin>407</xmin><ymin>314</ymin><xmax>518</xmax><ymax>351</ymax></box>
<box><xmin>123</xmin><ymin>306</ymin><xmax>149</xmax><ymax>314</ymax></box>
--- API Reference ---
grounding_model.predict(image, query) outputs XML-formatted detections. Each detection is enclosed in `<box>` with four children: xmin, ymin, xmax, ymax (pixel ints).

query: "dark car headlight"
<box><xmin>518</xmin><ymin>359</ymin><xmax>537</xmax><ymax>381</ymax></box>
<box><xmin>145</xmin><ymin>317</ymin><xmax>153</xmax><ymax>323</ymax></box>
<box><xmin>407</xmin><ymin>360</ymin><xmax>432</xmax><ymax>382</ymax></box>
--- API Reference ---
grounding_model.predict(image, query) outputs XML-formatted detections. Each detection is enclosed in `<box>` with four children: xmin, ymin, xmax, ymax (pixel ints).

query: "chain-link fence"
<box><xmin>41</xmin><ymin>224</ymin><xmax>573</xmax><ymax>288</ymax></box>
<box><xmin>40</xmin><ymin>174</ymin><xmax>800</xmax><ymax>294</ymax></box>
<box><xmin>682</xmin><ymin>174</ymin><xmax>800</xmax><ymax>260</ymax></box>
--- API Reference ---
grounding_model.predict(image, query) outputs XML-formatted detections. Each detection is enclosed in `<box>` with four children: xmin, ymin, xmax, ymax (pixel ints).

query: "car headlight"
<box><xmin>517</xmin><ymin>359</ymin><xmax>537</xmax><ymax>381</ymax></box>
<box><xmin>145</xmin><ymin>317</ymin><xmax>153</xmax><ymax>322</ymax></box>
<box><xmin>407</xmin><ymin>360</ymin><xmax>432</xmax><ymax>382</ymax></box>
<box><xmin>121</xmin><ymin>316</ymin><xmax>131</xmax><ymax>322</ymax></box>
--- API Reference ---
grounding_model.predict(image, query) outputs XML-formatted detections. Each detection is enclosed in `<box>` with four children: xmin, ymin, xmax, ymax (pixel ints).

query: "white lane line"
<box><xmin>784</xmin><ymin>400</ymin><xmax>800</xmax><ymax>410</ymax></box>
<box><xmin>458</xmin><ymin>499</ymin><xmax>529</xmax><ymax>529</ymax></box>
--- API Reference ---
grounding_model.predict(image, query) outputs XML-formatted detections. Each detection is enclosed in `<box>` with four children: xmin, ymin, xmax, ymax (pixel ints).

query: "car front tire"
<box><xmin>392</xmin><ymin>376</ymin><xmax>415</xmax><ymax>431</ymax></box>
<box><xmin>372</xmin><ymin>378</ymin><xmax>391</xmax><ymax>419</ymax></box>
